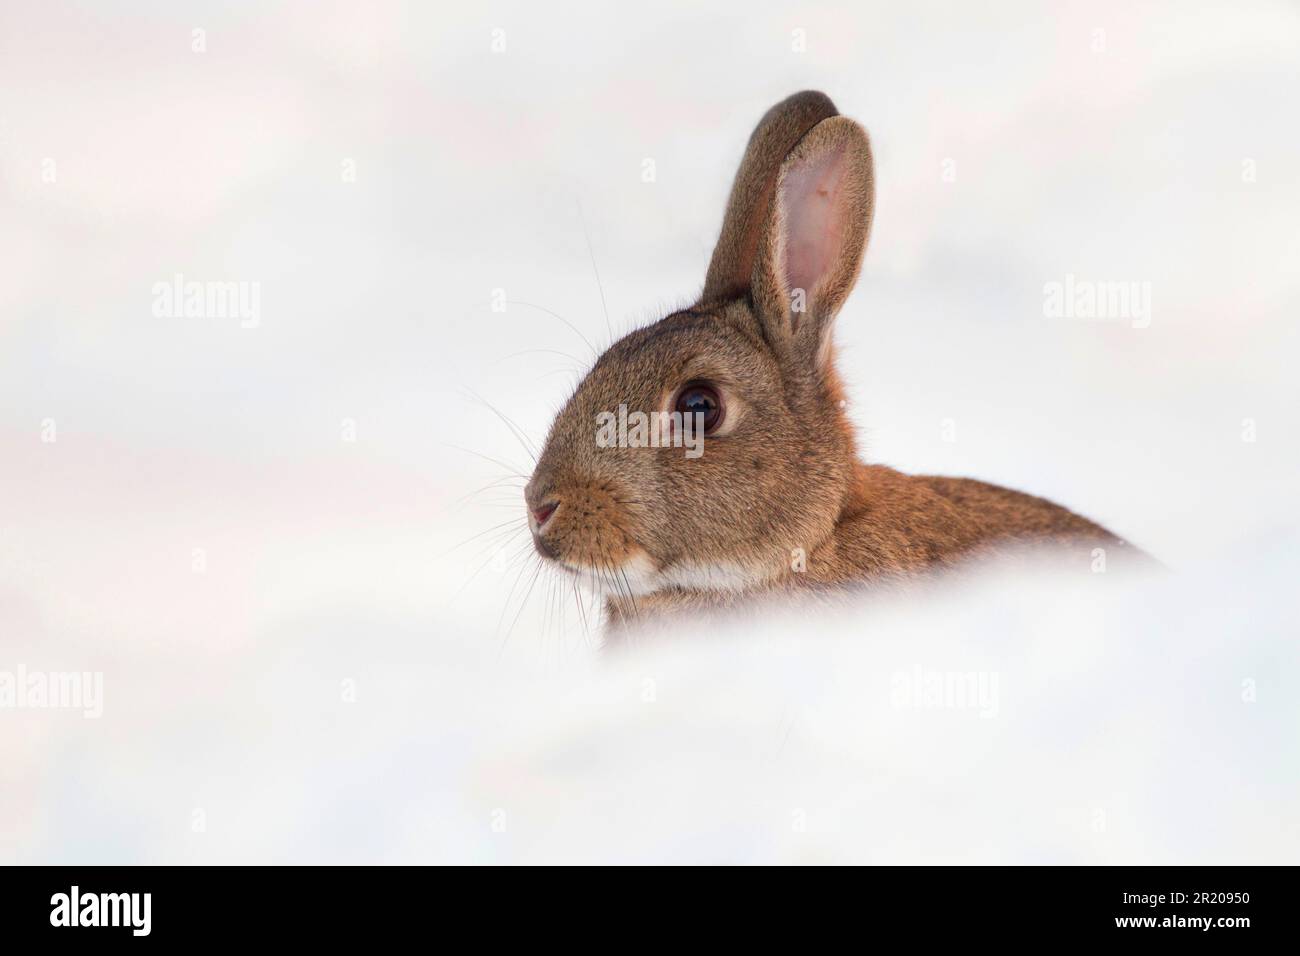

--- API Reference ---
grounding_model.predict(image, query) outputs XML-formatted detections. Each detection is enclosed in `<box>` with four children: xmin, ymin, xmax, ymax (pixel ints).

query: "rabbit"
<box><xmin>522</xmin><ymin>91</ymin><xmax>1146</xmax><ymax>634</ymax></box>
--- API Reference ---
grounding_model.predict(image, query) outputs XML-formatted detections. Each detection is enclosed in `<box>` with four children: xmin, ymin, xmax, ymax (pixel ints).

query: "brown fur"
<box><xmin>523</xmin><ymin>91</ymin><xmax>1145</xmax><ymax>636</ymax></box>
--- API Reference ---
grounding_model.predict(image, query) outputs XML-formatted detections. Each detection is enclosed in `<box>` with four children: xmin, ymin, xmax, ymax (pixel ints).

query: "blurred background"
<box><xmin>1</xmin><ymin>0</ymin><xmax>1297</xmax><ymax>863</ymax></box>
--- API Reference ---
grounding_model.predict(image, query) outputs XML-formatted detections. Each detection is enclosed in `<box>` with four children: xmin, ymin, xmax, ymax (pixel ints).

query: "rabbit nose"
<box><xmin>531</xmin><ymin>501</ymin><xmax>558</xmax><ymax>528</ymax></box>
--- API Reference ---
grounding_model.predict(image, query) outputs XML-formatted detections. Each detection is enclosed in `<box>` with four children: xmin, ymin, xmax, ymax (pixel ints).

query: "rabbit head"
<box><xmin>525</xmin><ymin>91</ymin><xmax>874</xmax><ymax>598</ymax></box>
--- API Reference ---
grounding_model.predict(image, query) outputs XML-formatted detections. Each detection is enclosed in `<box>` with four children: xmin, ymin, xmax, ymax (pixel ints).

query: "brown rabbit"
<box><xmin>523</xmin><ymin>91</ymin><xmax>1144</xmax><ymax>632</ymax></box>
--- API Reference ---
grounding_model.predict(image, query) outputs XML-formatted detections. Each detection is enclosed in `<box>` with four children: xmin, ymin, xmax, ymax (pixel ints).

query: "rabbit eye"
<box><xmin>674</xmin><ymin>381</ymin><xmax>724</xmax><ymax>434</ymax></box>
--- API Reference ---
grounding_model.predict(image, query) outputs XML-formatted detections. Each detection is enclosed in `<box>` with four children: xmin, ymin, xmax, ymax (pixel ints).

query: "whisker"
<box><xmin>494</xmin><ymin>347</ymin><xmax>585</xmax><ymax>367</ymax></box>
<box><xmin>444</xmin><ymin>443</ymin><xmax>529</xmax><ymax>479</ymax></box>
<box><xmin>500</xmin><ymin>558</ymin><xmax>546</xmax><ymax>653</ymax></box>
<box><xmin>460</xmin><ymin>527</ymin><xmax>530</xmax><ymax>575</ymax></box>
<box><xmin>494</xmin><ymin>549</ymin><xmax>537</xmax><ymax>638</ymax></box>
<box><xmin>618</xmin><ymin>565</ymin><xmax>640</xmax><ymax>620</ymax></box>
<box><xmin>447</xmin><ymin>517</ymin><xmax>527</xmax><ymax>554</ymax></box>
<box><xmin>463</xmin><ymin>388</ymin><xmax>539</xmax><ymax>464</ymax></box>
<box><xmin>570</xmin><ymin>576</ymin><xmax>589</xmax><ymax>639</ymax></box>
<box><xmin>538</xmin><ymin>367</ymin><xmax>585</xmax><ymax>385</ymax></box>
<box><xmin>455</xmin><ymin>477</ymin><xmax>526</xmax><ymax>506</ymax></box>
<box><xmin>446</xmin><ymin>530</ymin><xmax>531</xmax><ymax>604</ymax></box>
<box><xmin>576</xmin><ymin>199</ymin><xmax>614</xmax><ymax>346</ymax></box>
<box><xmin>510</xmin><ymin>300</ymin><xmax>599</xmax><ymax>360</ymax></box>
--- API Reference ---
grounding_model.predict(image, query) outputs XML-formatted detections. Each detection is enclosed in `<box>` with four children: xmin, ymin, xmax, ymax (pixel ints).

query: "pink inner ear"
<box><xmin>781</xmin><ymin>144</ymin><xmax>848</xmax><ymax>300</ymax></box>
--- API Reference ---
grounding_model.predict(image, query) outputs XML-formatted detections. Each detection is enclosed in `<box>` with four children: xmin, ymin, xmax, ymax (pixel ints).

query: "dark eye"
<box><xmin>674</xmin><ymin>381</ymin><xmax>724</xmax><ymax>434</ymax></box>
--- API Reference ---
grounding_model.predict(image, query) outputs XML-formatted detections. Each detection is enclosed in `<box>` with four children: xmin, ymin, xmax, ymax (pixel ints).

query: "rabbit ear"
<box><xmin>749</xmin><ymin>115</ymin><xmax>875</xmax><ymax>368</ymax></box>
<box><xmin>700</xmin><ymin>91</ymin><xmax>840</xmax><ymax>304</ymax></box>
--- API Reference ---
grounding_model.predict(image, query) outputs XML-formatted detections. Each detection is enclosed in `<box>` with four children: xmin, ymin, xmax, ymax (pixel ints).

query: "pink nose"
<box><xmin>531</xmin><ymin>501</ymin><xmax>558</xmax><ymax>527</ymax></box>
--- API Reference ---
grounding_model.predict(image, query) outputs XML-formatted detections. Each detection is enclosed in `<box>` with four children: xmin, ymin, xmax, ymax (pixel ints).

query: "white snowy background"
<box><xmin>1</xmin><ymin>0</ymin><xmax>1297</xmax><ymax>863</ymax></box>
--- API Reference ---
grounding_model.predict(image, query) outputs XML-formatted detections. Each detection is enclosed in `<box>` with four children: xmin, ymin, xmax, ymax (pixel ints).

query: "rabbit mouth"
<box><xmin>549</xmin><ymin>551</ymin><xmax>663</xmax><ymax>598</ymax></box>
<box><xmin>552</xmin><ymin>552</ymin><xmax>769</xmax><ymax>598</ymax></box>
